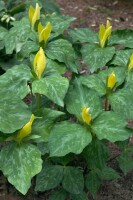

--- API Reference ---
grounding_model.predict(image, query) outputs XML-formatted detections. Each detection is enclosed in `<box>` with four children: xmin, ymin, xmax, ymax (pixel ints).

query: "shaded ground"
<box><xmin>1</xmin><ymin>0</ymin><xmax>133</xmax><ymax>199</ymax></box>
<box><xmin>55</xmin><ymin>0</ymin><xmax>133</xmax><ymax>31</ymax></box>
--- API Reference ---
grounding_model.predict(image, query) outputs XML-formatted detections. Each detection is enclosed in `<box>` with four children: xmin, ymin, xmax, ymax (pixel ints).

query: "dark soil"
<box><xmin>1</xmin><ymin>0</ymin><xmax>133</xmax><ymax>199</ymax></box>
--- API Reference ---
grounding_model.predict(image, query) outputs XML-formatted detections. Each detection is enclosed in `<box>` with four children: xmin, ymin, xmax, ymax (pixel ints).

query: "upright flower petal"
<box><xmin>38</xmin><ymin>22</ymin><xmax>52</xmax><ymax>43</ymax></box>
<box><xmin>34</xmin><ymin>47</ymin><xmax>46</xmax><ymax>79</ymax></box>
<box><xmin>16</xmin><ymin>114</ymin><xmax>35</xmax><ymax>143</ymax></box>
<box><xmin>107</xmin><ymin>71</ymin><xmax>116</xmax><ymax>89</ymax></box>
<box><xmin>28</xmin><ymin>3</ymin><xmax>40</xmax><ymax>28</ymax></box>
<box><xmin>99</xmin><ymin>20</ymin><xmax>112</xmax><ymax>48</ymax></box>
<box><xmin>82</xmin><ymin>107</ymin><xmax>92</xmax><ymax>125</ymax></box>
<box><xmin>128</xmin><ymin>54</ymin><xmax>133</xmax><ymax>72</ymax></box>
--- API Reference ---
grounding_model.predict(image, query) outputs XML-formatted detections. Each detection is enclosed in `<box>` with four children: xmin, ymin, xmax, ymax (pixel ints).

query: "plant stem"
<box><xmin>105</xmin><ymin>96</ymin><xmax>108</xmax><ymax>111</ymax></box>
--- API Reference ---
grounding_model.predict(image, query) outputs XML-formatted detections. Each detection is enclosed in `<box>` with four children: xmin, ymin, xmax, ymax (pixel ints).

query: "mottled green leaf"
<box><xmin>0</xmin><ymin>64</ymin><xmax>32</xmax><ymax>99</ymax></box>
<box><xmin>70</xmin><ymin>192</ymin><xmax>88</xmax><ymax>200</ymax></box>
<box><xmin>35</xmin><ymin>164</ymin><xmax>63</xmax><ymax>191</ymax></box>
<box><xmin>32</xmin><ymin>108</ymin><xmax>65</xmax><ymax>142</ymax></box>
<box><xmin>109</xmin><ymin>86</ymin><xmax>133</xmax><ymax>120</ymax></box>
<box><xmin>117</xmin><ymin>151</ymin><xmax>133</xmax><ymax>175</ymax></box>
<box><xmin>46</xmin><ymin>59</ymin><xmax>66</xmax><ymax>74</ymax></box>
<box><xmin>0</xmin><ymin>95</ymin><xmax>31</xmax><ymax>133</ymax></box>
<box><xmin>66</xmin><ymin>80</ymin><xmax>102</xmax><ymax>121</ymax></box>
<box><xmin>0</xmin><ymin>26</ymin><xmax>7</xmax><ymax>40</ymax></box>
<box><xmin>83</xmin><ymin>139</ymin><xmax>109</xmax><ymax>169</ymax></box>
<box><xmin>49</xmin><ymin>189</ymin><xmax>67</xmax><ymax>200</ymax></box>
<box><xmin>109</xmin><ymin>29</ymin><xmax>133</xmax><ymax>48</ymax></box>
<box><xmin>49</xmin><ymin>121</ymin><xmax>92</xmax><ymax>157</ymax></box>
<box><xmin>81</xmin><ymin>44</ymin><xmax>115</xmax><ymax>72</ymax></box>
<box><xmin>97</xmin><ymin>167</ymin><xmax>120</xmax><ymax>180</ymax></box>
<box><xmin>32</xmin><ymin>74</ymin><xmax>69</xmax><ymax>106</ymax></box>
<box><xmin>111</xmin><ymin>49</ymin><xmax>133</xmax><ymax>67</ymax></box>
<box><xmin>46</xmin><ymin>39</ymin><xmax>79</xmax><ymax>73</ymax></box>
<box><xmin>79</xmin><ymin>74</ymin><xmax>106</xmax><ymax>96</ymax></box>
<box><xmin>86</xmin><ymin>171</ymin><xmax>100</xmax><ymax>198</ymax></box>
<box><xmin>68</xmin><ymin>28</ymin><xmax>98</xmax><ymax>43</ymax></box>
<box><xmin>4</xmin><ymin>18</ymin><xmax>31</xmax><ymax>54</ymax></box>
<box><xmin>20</xmin><ymin>40</ymin><xmax>39</xmax><ymax>58</ymax></box>
<box><xmin>41</xmin><ymin>14</ymin><xmax>75</xmax><ymax>36</ymax></box>
<box><xmin>0</xmin><ymin>143</ymin><xmax>42</xmax><ymax>195</ymax></box>
<box><xmin>63</xmin><ymin>166</ymin><xmax>84</xmax><ymax>194</ymax></box>
<box><xmin>92</xmin><ymin>112</ymin><xmax>132</xmax><ymax>142</ymax></box>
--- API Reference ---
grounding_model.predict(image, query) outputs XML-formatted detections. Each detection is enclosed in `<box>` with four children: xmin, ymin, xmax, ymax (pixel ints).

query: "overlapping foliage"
<box><xmin>0</xmin><ymin>0</ymin><xmax>133</xmax><ymax>199</ymax></box>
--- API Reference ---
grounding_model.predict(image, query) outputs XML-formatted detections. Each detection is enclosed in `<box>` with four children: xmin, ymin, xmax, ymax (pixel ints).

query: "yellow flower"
<box><xmin>29</xmin><ymin>3</ymin><xmax>40</xmax><ymax>28</ymax></box>
<box><xmin>99</xmin><ymin>20</ymin><xmax>112</xmax><ymax>48</ymax></box>
<box><xmin>38</xmin><ymin>22</ymin><xmax>52</xmax><ymax>43</ymax></box>
<box><xmin>107</xmin><ymin>71</ymin><xmax>116</xmax><ymax>89</ymax></box>
<box><xmin>34</xmin><ymin>47</ymin><xmax>46</xmax><ymax>79</ymax></box>
<box><xmin>16</xmin><ymin>114</ymin><xmax>35</xmax><ymax>143</ymax></box>
<box><xmin>127</xmin><ymin>54</ymin><xmax>133</xmax><ymax>72</ymax></box>
<box><xmin>82</xmin><ymin>107</ymin><xmax>92</xmax><ymax>125</ymax></box>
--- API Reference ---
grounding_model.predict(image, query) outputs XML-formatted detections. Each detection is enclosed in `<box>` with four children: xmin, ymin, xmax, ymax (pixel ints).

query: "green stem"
<box><xmin>105</xmin><ymin>95</ymin><xmax>108</xmax><ymax>111</ymax></box>
<box><xmin>37</xmin><ymin>94</ymin><xmax>41</xmax><ymax>112</ymax></box>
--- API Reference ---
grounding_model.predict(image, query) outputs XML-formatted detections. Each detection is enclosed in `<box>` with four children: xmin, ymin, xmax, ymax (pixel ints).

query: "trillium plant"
<box><xmin>0</xmin><ymin>1</ymin><xmax>133</xmax><ymax>199</ymax></box>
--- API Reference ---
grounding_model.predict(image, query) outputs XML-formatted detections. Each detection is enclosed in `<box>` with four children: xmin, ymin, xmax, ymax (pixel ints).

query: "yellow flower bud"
<box><xmin>82</xmin><ymin>107</ymin><xmax>92</xmax><ymax>125</ymax></box>
<box><xmin>107</xmin><ymin>71</ymin><xmax>116</xmax><ymax>89</ymax></box>
<box><xmin>38</xmin><ymin>22</ymin><xmax>52</xmax><ymax>43</ymax></box>
<box><xmin>127</xmin><ymin>54</ymin><xmax>133</xmax><ymax>72</ymax></box>
<box><xmin>34</xmin><ymin>47</ymin><xmax>46</xmax><ymax>79</ymax></box>
<box><xmin>16</xmin><ymin>114</ymin><xmax>35</xmax><ymax>143</ymax></box>
<box><xmin>29</xmin><ymin>3</ymin><xmax>40</xmax><ymax>28</ymax></box>
<box><xmin>99</xmin><ymin>20</ymin><xmax>112</xmax><ymax>48</ymax></box>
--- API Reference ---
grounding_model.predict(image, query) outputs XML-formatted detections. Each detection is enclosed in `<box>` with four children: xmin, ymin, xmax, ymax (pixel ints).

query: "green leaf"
<box><xmin>0</xmin><ymin>64</ymin><xmax>32</xmax><ymax>99</ymax></box>
<box><xmin>0</xmin><ymin>95</ymin><xmax>31</xmax><ymax>133</ymax></box>
<box><xmin>0</xmin><ymin>26</ymin><xmax>7</xmax><ymax>40</ymax></box>
<box><xmin>46</xmin><ymin>39</ymin><xmax>79</xmax><ymax>73</ymax></box>
<box><xmin>81</xmin><ymin>44</ymin><xmax>115</xmax><ymax>72</ymax></box>
<box><xmin>19</xmin><ymin>40</ymin><xmax>39</xmax><ymax>58</ymax></box>
<box><xmin>92</xmin><ymin>112</ymin><xmax>132</xmax><ymax>142</ymax></box>
<box><xmin>117</xmin><ymin>151</ymin><xmax>133</xmax><ymax>175</ymax></box>
<box><xmin>0</xmin><ymin>143</ymin><xmax>42</xmax><ymax>195</ymax></box>
<box><xmin>32</xmin><ymin>73</ymin><xmax>69</xmax><ymax>106</ymax></box>
<box><xmin>66</xmin><ymin>80</ymin><xmax>102</xmax><ymax>121</ymax></box>
<box><xmin>0</xmin><ymin>0</ymin><xmax>5</xmax><ymax>10</ymax></box>
<box><xmin>97</xmin><ymin>167</ymin><xmax>120</xmax><ymax>180</ymax></box>
<box><xmin>109</xmin><ymin>29</ymin><xmax>133</xmax><ymax>48</ymax></box>
<box><xmin>46</xmin><ymin>59</ymin><xmax>66</xmax><ymax>75</ymax></box>
<box><xmin>4</xmin><ymin>18</ymin><xmax>31</xmax><ymax>54</ymax></box>
<box><xmin>49</xmin><ymin>121</ymin><xmax>92</xmax><ymax>157</ymax></box>
<box><xmin>79</xmin><ymin>74</ymin><xmax>106</xmax><ymax>96</ymax></box>
<box><xmin>111</xmin><ymin>49</ymin><xmax>133</xmax><ymax>67</ymax></box>
<box><xmin>70</xmin><ymin>192</ymin><xmax>88</xmax><ymax>200</ymax></box>
<box><xmin>49</xmin><ymin>189</ymin><xmax>67</xmax><ymax>200</ymax></box>
<box><xmin>82</xmin><ymin>139</ymin><xmax>109</xmax><ymax>169</ymax></box>
<box><xmin>37</xmin><ymin>142</ymin><xmax>49</xmax><ymax>155</ymax></box>
<box><xmin>109</xmin><ymin>86</ymin><xmax>133</xmax><ymax>120</ymax></box>
<box><xmin>35</xmin><ymin>164</ymin><xmax>63</xmax><ymax>192</ymax></box>
<box><xmin>41</xmin><ymin>14</ymin><xmax>76</xmax><ymax>36</ymax></box>
<box><xmin>68</xmin><ymin>28</ymin><xmax>98</xmax><ymax>43</ymax></box>
<box><xmin>32</xmin><ymin>108</ymin><xmax>65</xmax><ymax>142</ymax></box>
<box><xmin>63</xmin><ymin>166</ymin><xmax>84</xmax><ymax>194</ymax></box>
<box><xmin>86</xmin><ymin>171</ymin><xmax>101</xmax><ymax>198</ymax></box>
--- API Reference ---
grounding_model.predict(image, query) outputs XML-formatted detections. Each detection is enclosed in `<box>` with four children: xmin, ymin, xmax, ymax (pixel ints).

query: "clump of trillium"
<box><xmin>99</xmin><ymin>20</ymin><xmax>112</xmax><ymax>48</ymax></box>
<box><xmin>15</xmin><ymin>114</ymin><xmax>35</xmax><ymax>143</ymax></box>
